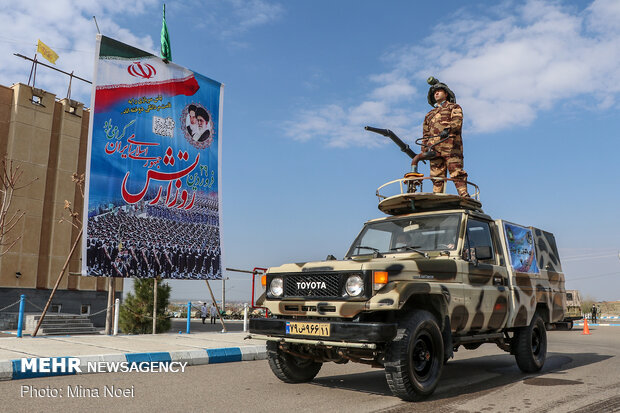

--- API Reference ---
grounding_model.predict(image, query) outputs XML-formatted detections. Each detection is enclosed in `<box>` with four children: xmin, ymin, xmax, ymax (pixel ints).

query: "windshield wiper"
<box><xmin>355</xmin><ymin>246</ymin><xmax>384</xmax><ymax>258</ymax></box>
<box><xmin>390</xmin><ymin>245</ymin><xmax>429</xmax><ymax>258</ymax></box>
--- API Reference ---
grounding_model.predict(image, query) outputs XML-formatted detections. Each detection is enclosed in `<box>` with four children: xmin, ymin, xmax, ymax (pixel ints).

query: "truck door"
<box><xmin>462</xmin><ymin>218</ymin><xmax>510</xmax><ymax>332</ymax></box>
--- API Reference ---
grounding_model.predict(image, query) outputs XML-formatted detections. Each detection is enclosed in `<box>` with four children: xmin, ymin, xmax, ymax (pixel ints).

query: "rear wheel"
<box><xmin>566</xmin><ymin>320</ymin><xmax>573</xmax><ymax>330</ymax></box>
<box><xmin>384</xmin><ymin>310</ymin><xmax>444</xmax><ymax>401</ymax></box>
<box><xmin>266</xmin><ymin>341</ymin><xmax>322</xmax><ymax>383</ymax></box>
<box><xmin>514</xmin><ymin>313</ymin><xmax>547</xmax><ymax>373</ymax></box>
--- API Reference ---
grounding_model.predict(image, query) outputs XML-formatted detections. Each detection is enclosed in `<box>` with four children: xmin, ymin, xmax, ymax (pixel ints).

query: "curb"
<box><xmin>0</xmin><ymin>344</ymin><xmax>267</xmax><ymax>381</ymax></box>
<box><xmin>574</xmin><ymin>323</ymin><xmax>620</xmax><ymax>327</ymax></box>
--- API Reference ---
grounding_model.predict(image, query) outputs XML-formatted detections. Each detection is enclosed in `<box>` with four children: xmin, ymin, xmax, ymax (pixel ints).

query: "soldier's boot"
<box><xmin>455</xmin><ymin>181</ymin><xmax>470</xmax><ymax>198</ymax></box>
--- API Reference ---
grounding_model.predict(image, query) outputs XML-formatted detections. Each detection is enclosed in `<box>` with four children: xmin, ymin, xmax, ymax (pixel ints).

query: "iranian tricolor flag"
<box><xmin>93</xmin><ymin>35</ymin><xmax>199</xmax><ymax>112</ymax></box>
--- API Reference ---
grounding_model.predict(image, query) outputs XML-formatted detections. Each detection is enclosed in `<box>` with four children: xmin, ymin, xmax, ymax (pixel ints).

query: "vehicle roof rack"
<box><xmin>376</xmin><ymin>176</ymin><xmax>483</xmax><ymax>215</ymax></box>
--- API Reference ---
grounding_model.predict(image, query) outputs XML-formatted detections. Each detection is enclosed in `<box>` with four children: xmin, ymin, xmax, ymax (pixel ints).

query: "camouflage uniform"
<box><xmin>422</xmin><ymin>88</ymin><xmax>469</xmax><ymax>197</ymax></box>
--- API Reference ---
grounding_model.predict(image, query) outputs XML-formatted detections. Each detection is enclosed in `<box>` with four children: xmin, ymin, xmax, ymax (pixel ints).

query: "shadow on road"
<box><xmin>310</xmin><ymin>351</ymin><xmax>613</xmax><ymax>402</ymax></box>
<box><xmin>314</xmin><ymin>370</ymin><xmax>392</xmax><ymax>396</ymax></box>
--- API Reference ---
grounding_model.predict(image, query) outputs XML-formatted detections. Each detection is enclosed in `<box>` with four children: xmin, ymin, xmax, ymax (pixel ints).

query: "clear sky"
<box><xmin>1</xmin><ymin>0</ymin><xmax>618</xmax><ymax>303</ymax></box>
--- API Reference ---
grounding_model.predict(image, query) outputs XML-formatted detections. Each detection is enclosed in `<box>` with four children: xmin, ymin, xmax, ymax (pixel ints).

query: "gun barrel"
<box><xmin>365</xmin><ymin>125</ymin><xmax>417</xmax><ymax>159</ymax></box>
<box><xmin>364</xmin><ymin>126</ymin><xmax>390</xmax><ymax>136</ymax></box>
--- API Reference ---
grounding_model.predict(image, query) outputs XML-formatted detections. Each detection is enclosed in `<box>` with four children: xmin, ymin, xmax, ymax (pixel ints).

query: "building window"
<box><xmin>80</xmin><ymin>305</ymin><xmax>91</xmax><ymax>315</ymax></box>
<box><xmin>50</xmin><ymin>304</ymin><xmax>62</xmax><ymax>313</ymax></box>
<box><xmin>31</xmin><ymin>88</ymin><xmax>45</xmax><ymax>106</ymax></box>
<box><xmin>66</xmin><ymin>99</ymin><xmax>81</xmax><ymax>116</ymax></box>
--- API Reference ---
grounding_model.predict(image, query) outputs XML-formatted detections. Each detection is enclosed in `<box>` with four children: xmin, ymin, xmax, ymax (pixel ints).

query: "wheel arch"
<box><xmin>535</xmin><ymin>303</ymin><xmax>550</xmax><ymax>324</ymax></box>
<box><xmin>400</xmin><ymin>293</ymin><xmax>448</xmax><ymax>330</ymax></box>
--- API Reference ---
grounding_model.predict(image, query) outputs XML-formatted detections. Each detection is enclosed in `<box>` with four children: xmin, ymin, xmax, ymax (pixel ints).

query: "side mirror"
<box><xmin>474</xmin><ymin>246</ymin><xmax>493</xmax><ymax>261</ymax></box>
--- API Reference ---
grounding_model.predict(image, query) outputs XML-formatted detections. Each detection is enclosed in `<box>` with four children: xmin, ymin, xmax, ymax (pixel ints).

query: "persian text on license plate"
<box><xmin>285</xmin><ymin>321</ymin><xmax>330</xmax><ymax>337</ymax></box>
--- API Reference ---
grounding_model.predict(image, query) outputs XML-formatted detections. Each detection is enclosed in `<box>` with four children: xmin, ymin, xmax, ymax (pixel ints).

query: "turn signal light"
<box><xmin>373</xmin><ymin>271</ymin><xmax>388</xmax><ymax>290</ymax></box>
<box><xmin>261</xmin><ymin>275</ymin><xmax>267</xmax><ymax>287</ymax></box>
<box><xmin>374</xmin><ymin>271</ymin><xmax>388</xmax><ymax>284</ymax></box>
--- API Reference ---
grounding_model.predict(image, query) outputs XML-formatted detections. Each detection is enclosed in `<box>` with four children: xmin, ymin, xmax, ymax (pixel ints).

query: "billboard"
<box><xmin>82</xmin><ymin>35</ymin><xmax>223</xmax><ymax>280</ymax></box>
<box><xmin>503</xmin><ymin>222</ymin><xmax>539</xmax><ymax>274</ymax></box>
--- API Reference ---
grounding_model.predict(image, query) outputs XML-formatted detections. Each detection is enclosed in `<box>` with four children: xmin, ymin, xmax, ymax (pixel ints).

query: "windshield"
<box><xmin>346</xmin><ymin>214</ymin><xmax>461</xmax><ymax>257</ymax></box>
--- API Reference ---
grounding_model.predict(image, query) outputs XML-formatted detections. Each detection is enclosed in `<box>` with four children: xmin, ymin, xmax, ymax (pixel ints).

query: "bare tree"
<box><xmin>58</xmin><ymin>173</ymin><xmax>85</xmax><ymax>229</ymax></box>
<box><xmin>0</xmin><ymin>157</ymin><xmax>37</xmax><ymax>256</ymax></box>
<box><xmin>33</xmin><ymin>172</ymin><xmax>84</xmax><ymax>337</ymax></box>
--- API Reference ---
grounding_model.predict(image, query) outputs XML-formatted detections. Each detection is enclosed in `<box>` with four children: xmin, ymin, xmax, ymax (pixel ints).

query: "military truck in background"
<box><xmin>556</xmin><ymin>289</ymin><xmax>582</xmax><ymax>330</ymax></box>
<box><xmin>249</xmin><ymin>129</ymin><xmax>567</xmax><ymax>402</ymax></box>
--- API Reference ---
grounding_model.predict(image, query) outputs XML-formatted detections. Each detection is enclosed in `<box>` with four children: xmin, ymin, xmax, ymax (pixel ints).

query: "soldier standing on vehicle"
<box><xmin>421</xmin><ymin>77</ymin><xmax>470</xmax><ymax>197</ymax></box>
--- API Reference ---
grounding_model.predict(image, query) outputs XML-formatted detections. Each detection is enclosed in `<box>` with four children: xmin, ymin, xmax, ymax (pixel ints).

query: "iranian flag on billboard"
<box><xmin>82</xmin><ymin>35</ymin><xmax>224</xmax><ymax>280</ymax></box>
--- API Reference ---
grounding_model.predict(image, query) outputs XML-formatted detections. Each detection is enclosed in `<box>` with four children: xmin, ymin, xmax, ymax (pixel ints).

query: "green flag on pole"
<box><xmin>160</xmin><ymin>4</ymin><xmax>171</xmax><ymax>61</ymax></box>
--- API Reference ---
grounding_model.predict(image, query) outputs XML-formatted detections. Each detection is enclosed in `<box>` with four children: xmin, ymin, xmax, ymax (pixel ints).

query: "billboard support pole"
<box><xmin>222</xmin><ymin>277</ymin><xmax>226</xmax><ymax>313</ymax></box>
<box><xmin>105</xmin><ymin>278</ymin><xmax>113</xmax><ymax>335</ymax></box>
<box><xmin>204</xmin><ymin>280</ymin><xmax>227</xmax><ymax>332</ymax></box>
<box><xmin>33</xmin><ymin>231</ymin><xmax>83</xmax><ymax>337</ymax></box>
<box><xmin>152</xmin><ymin>276</ymin><xmax>159</xmax><ymax>334</ymax></box>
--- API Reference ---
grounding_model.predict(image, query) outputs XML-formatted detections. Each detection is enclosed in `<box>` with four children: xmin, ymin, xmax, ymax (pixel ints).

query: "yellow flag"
<box><xmin>37</xmin><ymin>39</ymin><xmax>59</xmax><ymax>64</ymax></box>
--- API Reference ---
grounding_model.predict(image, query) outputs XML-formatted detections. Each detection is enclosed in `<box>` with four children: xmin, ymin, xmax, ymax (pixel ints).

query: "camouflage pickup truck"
<box><xmin>249</xmin><ymin>177</ymin><xmax>566</xmax><ymax>401</ymax></box>
<box><xmin>558</xmin><ymin>289</ymin><xmax>582</xmax><ymax>330</ymax></box>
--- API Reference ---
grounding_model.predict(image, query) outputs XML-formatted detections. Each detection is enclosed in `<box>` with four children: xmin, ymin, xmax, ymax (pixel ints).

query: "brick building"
<box><xmin>0</xmin><ymin>82</ymin><xmax>122</xmax><ymax>327</ymax></box>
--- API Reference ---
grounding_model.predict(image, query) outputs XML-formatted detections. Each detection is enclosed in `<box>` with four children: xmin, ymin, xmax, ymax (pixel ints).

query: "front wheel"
<box><xmin>266</xmin><ymin>341</ymin><xmax>322</xmax><ymax>383</ymax></box>
<box><xmin>513</xmin><ymin>313</ymin><xmax>547</xmax><ymax>373</ymax></box>
<box><xmin>384</xmin><ymin>310</ymin><xmax>444</xmax><ymax>401</ymax></box>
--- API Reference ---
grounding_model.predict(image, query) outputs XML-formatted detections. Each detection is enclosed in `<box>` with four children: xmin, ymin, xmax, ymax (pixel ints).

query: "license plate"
<box><xmin>286</xmin><ymin>321</ymin><xmax>330</xmax><ymax>337</ymax></box>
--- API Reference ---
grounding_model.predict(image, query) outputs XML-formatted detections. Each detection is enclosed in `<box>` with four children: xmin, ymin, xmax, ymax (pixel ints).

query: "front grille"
<box><xmin>284</xmin><ymin>273</ymin><xmax>342</xmax><ymax>298</ymax></box>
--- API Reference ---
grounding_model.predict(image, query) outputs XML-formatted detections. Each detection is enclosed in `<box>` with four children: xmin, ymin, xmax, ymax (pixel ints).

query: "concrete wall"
<box><xmin>0</xmin><ymin>287</ymin><xmax>113</xmax><ymax>327</ymax></box>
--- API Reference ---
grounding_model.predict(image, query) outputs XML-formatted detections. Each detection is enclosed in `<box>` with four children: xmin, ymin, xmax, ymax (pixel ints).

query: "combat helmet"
<box><xmin>427</xmin><ymin>76</ymin><xmax>456</xmax><ymax>106</ymax></box>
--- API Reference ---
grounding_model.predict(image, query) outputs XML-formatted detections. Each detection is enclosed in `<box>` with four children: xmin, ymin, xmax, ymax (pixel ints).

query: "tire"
<box><xmin>514</xmin><ymin>313</ymin><xmax>547</xmax><ymax>373</ymax></box>
<box><xmin>266</xmin><ymin>341</ymin><xmax>322</xmax><ymax>383</ymax></box>
<box><xmin>384</xmin><ymin>310</ymin><xmax>444</xmax><ymax>401</ymax></box>
<box><xmin>566</xmin><ymin>320</ymin><xmax>573</xmax><ymax>330</ymax></box>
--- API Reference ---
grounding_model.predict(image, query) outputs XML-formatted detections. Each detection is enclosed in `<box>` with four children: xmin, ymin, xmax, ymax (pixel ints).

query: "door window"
<box><xmin>463</xmin><ymin>219</ymin><xmax>494</xmax><ymax>262</ymax></box>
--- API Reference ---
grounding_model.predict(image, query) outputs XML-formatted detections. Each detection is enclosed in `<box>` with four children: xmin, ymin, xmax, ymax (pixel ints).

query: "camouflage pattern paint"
<box><xmin>257</xmin><ymin>209</ymin><xmax>566</xmax><ymax>342</ymax></box>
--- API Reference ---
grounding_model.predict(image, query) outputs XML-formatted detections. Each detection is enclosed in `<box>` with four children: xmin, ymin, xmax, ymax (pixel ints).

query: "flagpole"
<box><xmin>160</xmin><ymin>3</ymin><xmax>171</xmax><ymax>62</ymax></box>
<box><xmin>92</xmin><ymin>16</ymin><xmax>101</xmax><ymax>34</ymax></box>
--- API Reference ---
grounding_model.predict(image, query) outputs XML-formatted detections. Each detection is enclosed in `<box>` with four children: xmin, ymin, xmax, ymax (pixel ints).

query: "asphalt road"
<box><xmin>1</xmin><ymin>327</ymin><xmax>619</xmax><ymax>413</ymax></box>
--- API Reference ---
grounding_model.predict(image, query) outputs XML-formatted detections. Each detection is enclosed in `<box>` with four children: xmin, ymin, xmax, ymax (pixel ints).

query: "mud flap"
<box><xmin>442</xmin><ymin>315</ymin><xmax>453</xmax><ymax>361</ymax></box>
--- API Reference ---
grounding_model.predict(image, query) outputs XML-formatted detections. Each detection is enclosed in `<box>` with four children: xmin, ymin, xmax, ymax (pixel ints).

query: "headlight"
<box><xmin>269</xmin><ymin>277</ymin><xmax>283</xmax><ymax>297</ymax></box>
<box><xmin>345</xmin><ymin>274</ymin><xmax>364</xmax><ymax>296</ymax></box>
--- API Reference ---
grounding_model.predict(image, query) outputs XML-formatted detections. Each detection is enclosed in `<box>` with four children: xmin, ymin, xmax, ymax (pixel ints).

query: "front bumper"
<box><xmin>249</xmin><ymin>318</ymin><xmax>397</xmax><ymax>343</ymax></box>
